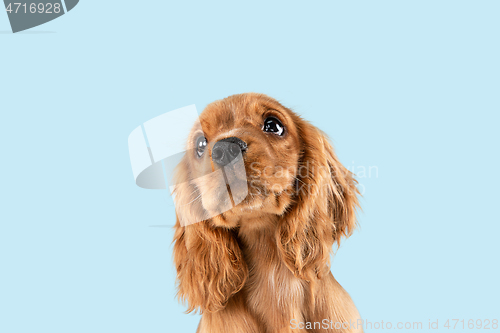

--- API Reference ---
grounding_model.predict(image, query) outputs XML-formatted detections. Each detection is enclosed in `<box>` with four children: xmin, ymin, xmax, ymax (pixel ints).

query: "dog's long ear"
<box><xmin>277</xmin><ymin>120</ymin><xmax>360</xmax><ymax>281</ymax></box>
<box><xmin>172</xmin><ymin>157</ymin><xmax>247</xmax><ymax>314</ymax></box>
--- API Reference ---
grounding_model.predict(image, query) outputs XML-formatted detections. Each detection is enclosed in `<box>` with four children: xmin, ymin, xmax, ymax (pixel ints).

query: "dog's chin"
<box><xmin>199</xmin><ymin>184</ymin><xmax>290</xmax><ymax>228</ymax></box>
<box><xmin>200</xmin><ymin>191</ymin><xmax>232</xmax><ymax>215</ymax></box>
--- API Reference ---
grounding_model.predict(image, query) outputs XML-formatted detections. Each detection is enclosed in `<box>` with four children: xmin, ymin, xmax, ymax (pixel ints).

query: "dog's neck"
<box><xmin>235</xmin><ymin>214</ymin><xmax>308</xmax><ymax>330</ymax></box>
<box><xmin>237</xmin><ymin>214</ymin><xmax>277</xmax><ymax>247</ymax></box>
<box><xmin>236</xmin><ymin>214</ymin><xmax>284</xmax><ymax>271</ymax></box>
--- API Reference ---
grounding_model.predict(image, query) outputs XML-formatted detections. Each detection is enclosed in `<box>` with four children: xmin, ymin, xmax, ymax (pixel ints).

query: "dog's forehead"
<box><xmin>197</xmin><ymin>95</ymin><xmax>276</xmax><ymax>135</ymax></box>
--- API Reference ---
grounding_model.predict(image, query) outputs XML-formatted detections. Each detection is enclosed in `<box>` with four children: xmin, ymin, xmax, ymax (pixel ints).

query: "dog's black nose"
<box><xmin>211</xmin><ymin>137</ymin><xmax>247</xmax><ymax>166</ymax></box>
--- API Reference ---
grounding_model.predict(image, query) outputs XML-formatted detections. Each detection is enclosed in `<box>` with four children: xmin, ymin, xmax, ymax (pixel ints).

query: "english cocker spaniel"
<box><xmin>172</xmin><ymin>93</ymin><xmax>362</xmax><ymax>333</ymax></box>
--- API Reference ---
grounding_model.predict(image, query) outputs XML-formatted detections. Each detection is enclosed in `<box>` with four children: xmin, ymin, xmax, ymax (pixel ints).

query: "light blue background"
<box><xmin>1</xmin><ymin>1</ymin><xmax>499</xmax><ymax>332</ymax></box>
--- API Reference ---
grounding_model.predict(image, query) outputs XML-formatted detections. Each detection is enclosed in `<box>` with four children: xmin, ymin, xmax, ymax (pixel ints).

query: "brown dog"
<box><xmin>172</xmin><ymin>93</ymin><xmax>362</xmax><ymax>333</ymax></box>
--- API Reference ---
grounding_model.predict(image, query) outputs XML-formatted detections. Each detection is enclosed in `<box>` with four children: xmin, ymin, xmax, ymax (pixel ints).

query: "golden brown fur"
<box><xmin>172</xmin><ymin>93</ymin><xmax>362</xmax><ymax>332</ymax></box>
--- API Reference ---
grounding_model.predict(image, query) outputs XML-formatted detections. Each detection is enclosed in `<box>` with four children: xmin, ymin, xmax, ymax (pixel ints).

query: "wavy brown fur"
<box><xmin>172</xmin><ymin>93</ymin><xmax>362</xmax><ymax>333</ymax></box>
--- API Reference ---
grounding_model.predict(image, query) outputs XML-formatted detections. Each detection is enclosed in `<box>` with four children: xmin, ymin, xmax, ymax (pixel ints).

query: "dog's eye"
<box><xmin>196</xmin><ymin>136</ymin><xmax>207</xmax><ymax>157</ymax></box>
<box><xmin>263</xmin><ymin>117</ymin><xmax>285</xmax><ymax>136</ymax></box>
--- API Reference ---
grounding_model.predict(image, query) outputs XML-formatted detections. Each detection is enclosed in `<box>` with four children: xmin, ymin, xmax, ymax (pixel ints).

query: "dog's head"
<box><xmin>173</xmin><ymin>93</ymin><xmax>360</xmax><ymax>312</ymax></box>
